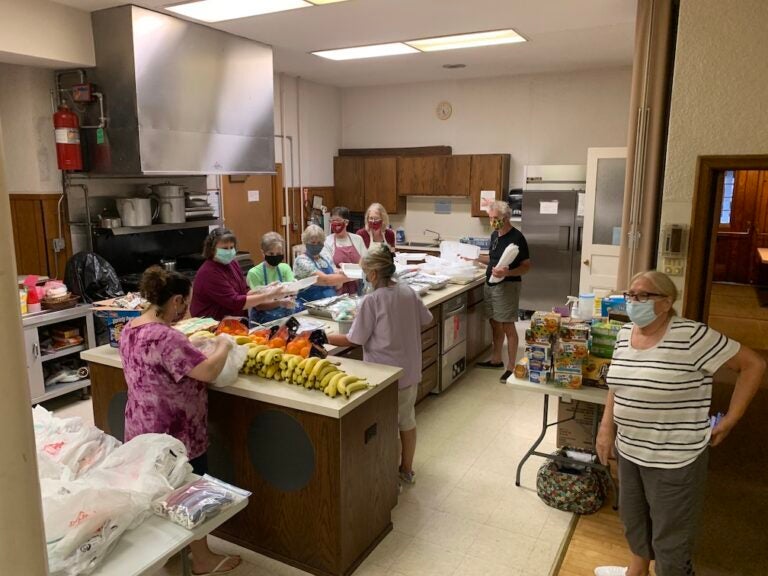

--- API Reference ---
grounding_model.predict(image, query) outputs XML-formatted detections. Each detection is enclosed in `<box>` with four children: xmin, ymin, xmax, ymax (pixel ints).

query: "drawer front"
<box><xmin>417</xmin><ymin>361</ymin><xmax>439</xmax><ymax>403</ymax></box>
<box><xmin>421</xmin><ymin>342</ymin><xmax>438</xmax><ymax>370</ymax></box>
<box><xmin>423</xmin><ymin>305</ymin><xmax>439</xmax><ymax>331</ymax></box>
<box><xmin>421</xmin><ymin>325</ymin><xmax>438</xmax><ymax>351</ymax></box>
<box><xmin>467</xmin><ymin>283</ymin><xmax>485</xmax><ymax>307</ymax></box>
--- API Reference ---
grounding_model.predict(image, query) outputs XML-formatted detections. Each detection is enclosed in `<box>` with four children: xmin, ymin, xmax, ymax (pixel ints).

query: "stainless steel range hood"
<box><xmin>88</xmin><ymin>5</ymin><xmax>274</xmax><ymax>175</ymax></box>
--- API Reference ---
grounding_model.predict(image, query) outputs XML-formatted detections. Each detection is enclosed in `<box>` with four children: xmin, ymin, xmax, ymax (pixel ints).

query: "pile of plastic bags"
<box><xmin>33</xmin><ymin>407</ymin><xmax>191</xmax><ymax>576</ymax></box>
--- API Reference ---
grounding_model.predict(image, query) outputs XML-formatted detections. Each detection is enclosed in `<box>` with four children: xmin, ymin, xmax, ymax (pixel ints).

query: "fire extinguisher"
<box><xmin>53</xmin><ymin>103</ymin><xmax>83</xmax><ymax>171</ymax></box>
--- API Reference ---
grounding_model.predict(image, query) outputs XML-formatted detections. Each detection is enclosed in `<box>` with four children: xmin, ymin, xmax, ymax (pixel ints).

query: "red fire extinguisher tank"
<box><xmin>53</xmin><ymin>103</ymin><xmax>83</xmax><ymax>171</ymax></box>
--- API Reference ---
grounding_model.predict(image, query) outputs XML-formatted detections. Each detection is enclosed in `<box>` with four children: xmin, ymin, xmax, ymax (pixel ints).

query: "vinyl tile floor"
<box><xmin>50</xmin><ymin>322</ymin><xmax>575</xmax><ymax>576</ymax></box>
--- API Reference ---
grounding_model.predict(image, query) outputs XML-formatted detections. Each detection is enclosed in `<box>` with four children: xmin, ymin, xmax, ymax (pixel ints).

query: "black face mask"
<box><xmin>265</xmin><ymin>254</ymin><xmax>284</xmax><ymax>267</ymax></box>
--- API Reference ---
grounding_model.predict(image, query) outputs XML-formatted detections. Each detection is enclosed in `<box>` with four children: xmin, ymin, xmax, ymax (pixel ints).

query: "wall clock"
<box><xmin>436</xmin><ymin>101</ymin><xmax>453</xmax><ymax>120</ymax></box>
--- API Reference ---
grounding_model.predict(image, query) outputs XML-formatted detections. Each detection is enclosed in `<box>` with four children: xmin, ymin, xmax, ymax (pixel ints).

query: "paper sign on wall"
<box><xmin>540</xmin><ymin>200</ymin><xmax>559</xmax><ymax>215</ymax></box>
<box><xmin>312</xmin><ymin>195</ymin><xmax>324</xmax><ymax>209</ymax></box>
<box><xmin>479</xmin><ymin>190</ymin><xmax>496</xmax><ymax>213</ymax></box>
<box><xmin>434</xmin><ymin>199</ymin><xmax>451</xmax><ymax>214</ymax></box>
<box><xmin>247</xmin><ymin>190</ymin><xmax>260</xmax><ymax>203</ymax></box>
<box><xmin>577</xmin><ymin>192</ymin><xmax>585</xmax><ymax>217</ymax></box>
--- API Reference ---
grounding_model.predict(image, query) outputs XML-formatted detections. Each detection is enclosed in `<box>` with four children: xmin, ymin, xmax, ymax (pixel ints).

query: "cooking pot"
<box><xmin>116</xmin><ymin>197</ymin><xmax>159</xmax><ymax>227</ymax></box>
<box><xmin>147</xmin><ymin>183</ymin><xmax>187</xmax><ymax>224</ymax></box>
<box><xmin>99</xmin><ymin>214</ymin><xmax>122</xmax><ymax>229</ymax></box>
<box><xmin>160</xmin><ymin>259</ymin><xmax>177</xmax><ymax>272</ymax></box>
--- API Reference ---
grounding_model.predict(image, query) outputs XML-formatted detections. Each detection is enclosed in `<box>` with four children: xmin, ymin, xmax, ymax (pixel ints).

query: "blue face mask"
<box><xmin>305</xmin><ymin>244</ymin><xmax>323</xmax><ymax>258</ymax></box>
<box><xmin>215</xmin><ymin>247</ymin><xmax>236</xmax><ymax>265</ymax></box>
<box><xmin>626</xmin><ymin>300</ymin><xmax>658</xmax><ymax>328</ymax></box>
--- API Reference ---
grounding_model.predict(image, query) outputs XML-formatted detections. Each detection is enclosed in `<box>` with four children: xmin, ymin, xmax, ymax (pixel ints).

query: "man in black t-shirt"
<box><xmin>475</xmin><ymin>201</ymin><xmax>531</xmax><ymax>382</ymax></box>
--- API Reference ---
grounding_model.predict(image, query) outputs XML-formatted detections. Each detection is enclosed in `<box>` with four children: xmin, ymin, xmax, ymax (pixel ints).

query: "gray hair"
<box><xmin>488</xmin><ymin>200</ymin><xmax>511</xmax><ymax>219</ymax></box>
<box><xmin>302</xmin><ymin>224</ymin><xmax>326</xmax><ymax>244</ymax></box>
<box><xmin>361</xmin><ymin>245</ymin><xmax>397</xmax><ymax>288</ymax></box>
<box><xmin>261</xmin><ymin>232</ymin><xmax>285</xmax><ymax>253</ymax></box>
<box><xmin>630</xmin><ymin>270</ymin><xmax>679</xmax><ymax>317</ymax></box>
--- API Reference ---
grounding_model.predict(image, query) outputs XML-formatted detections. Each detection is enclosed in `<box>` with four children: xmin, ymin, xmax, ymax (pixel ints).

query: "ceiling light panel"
<box><xmin>167</xmin><ymin>0</ymin><xmax>311</xmax><ymax>22</ymax></box>
<box><xmin>306</xmin><ymin>0</ymin><xmax>349</xmax><ymax>4</ymax></box>
<box><xmin>406</xmin><ymin>29</ymin><xmax>526</xmax><ymax>52</ymax></box>
<box><xmin>313</xmin><ymin>43</ymin><xmax>418</xmax><ymax>61</ymax></box>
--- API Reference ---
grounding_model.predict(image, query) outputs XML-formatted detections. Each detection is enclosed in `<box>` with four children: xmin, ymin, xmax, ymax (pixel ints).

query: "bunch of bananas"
<box><xmin>239</xmin><ymin>346</ymin><xmax>369</xmax><ymax>399</ymax></box>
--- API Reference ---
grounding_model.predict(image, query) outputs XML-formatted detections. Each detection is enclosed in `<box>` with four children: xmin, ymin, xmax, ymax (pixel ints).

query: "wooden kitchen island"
<box><xmin>81</xmin><ymin>345</ymin><xmax>402</xmax><ymax>576</ymax></box>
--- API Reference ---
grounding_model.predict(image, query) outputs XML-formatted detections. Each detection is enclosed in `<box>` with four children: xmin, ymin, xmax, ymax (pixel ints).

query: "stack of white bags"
<box><xmin>33</xmin><ymin>406</ymin><xmax>192</xmax><ymax>576</ymax></box>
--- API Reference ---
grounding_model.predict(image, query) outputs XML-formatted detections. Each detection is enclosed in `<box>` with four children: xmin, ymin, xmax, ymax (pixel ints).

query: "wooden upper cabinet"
<box><xmin>470</xmin><ymin>154</ymin><xmax>511</xmax><ymax>217</ymax></box>
<box><xmin>363</xmin><ymin>157</ymin><xmax>403</xmax><ymax>214</ymax></box>
<box><xmin>434</xmin><ymin>155</ymin><xmax>471</xmax><ymax>197</ymax></box>
<box><xmin>333</xmin><ymin>156</ymin><xmax>365</xmax><ymax>212</ymax></box>
<box><xmin>397</xmin><ymin>156</ymin><xmax>437</xmax><ymax>196</ymax></box>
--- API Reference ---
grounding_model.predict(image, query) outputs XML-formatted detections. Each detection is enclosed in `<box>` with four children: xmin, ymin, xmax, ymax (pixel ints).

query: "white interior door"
<box><xmin>580</xmin><ymin>147</ymin><xmax>627</xmax><ymax>294</ymax></box>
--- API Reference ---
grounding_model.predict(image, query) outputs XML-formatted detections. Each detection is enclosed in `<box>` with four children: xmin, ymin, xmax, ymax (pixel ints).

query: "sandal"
<box><xmin>476</xmin><ymin>360</ymin><xmax>504</xmax><ymax>368</ymax></box>
<box><xmin>192</xmin><ymin>555</ymin><xmax>242</xmax><ymax>576</ymax></box>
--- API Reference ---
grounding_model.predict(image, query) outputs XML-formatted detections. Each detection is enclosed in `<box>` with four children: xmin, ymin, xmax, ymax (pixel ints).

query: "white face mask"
<box><xmin>626</xmin><ymin>300</ymin><xmax>658</xmax><ymax>327</ymax></box>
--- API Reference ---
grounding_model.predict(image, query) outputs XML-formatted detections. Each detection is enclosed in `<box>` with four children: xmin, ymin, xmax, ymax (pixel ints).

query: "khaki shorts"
<box><xmin>398</xmin><ymin>385</ymin><xmax>418</xmax><ymax>431</ymax></box>
<box><xmin>483</xmin><ymin>281</ymin><xmax>521</xmax><ymax>323</ymax></box>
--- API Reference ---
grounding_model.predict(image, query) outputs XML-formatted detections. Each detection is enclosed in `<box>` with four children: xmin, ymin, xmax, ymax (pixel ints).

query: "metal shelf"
<box><xmin>41</xmin><ymin>344</ymin><xmax>86</xmax><ymax>363</ymax></box>
<box><xmin>36</xmin><ymin>379</ymin><xmax>91</xmax><ymax>404</ymax></box>
<box><xmin>89</xmin><ymin>219</ymin><xmax>222</xmax><ymax>235</ymax></box>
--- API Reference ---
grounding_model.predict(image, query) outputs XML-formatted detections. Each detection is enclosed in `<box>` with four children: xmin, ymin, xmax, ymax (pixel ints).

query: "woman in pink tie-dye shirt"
<box><xmin>119</xmin><ymin>266</ymin><xmax>240</xmax><ymax>575</ymax></box>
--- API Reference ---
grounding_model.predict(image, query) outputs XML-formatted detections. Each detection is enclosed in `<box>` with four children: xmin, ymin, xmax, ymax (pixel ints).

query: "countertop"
<box><xmin>81</xmin><ymin>345</ymin><xmax>402</xmax><ymax>419</ymax></box>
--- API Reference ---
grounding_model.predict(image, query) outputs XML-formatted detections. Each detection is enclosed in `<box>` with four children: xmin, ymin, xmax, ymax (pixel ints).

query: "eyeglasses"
<box><xmin>623</xmin><ymin>291</ymin><xmax>664</xmax><ymax>303</ymax></box>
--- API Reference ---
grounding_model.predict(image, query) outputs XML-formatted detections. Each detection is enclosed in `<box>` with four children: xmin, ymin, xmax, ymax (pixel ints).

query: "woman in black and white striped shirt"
<box><xmin>593</xmin><ymin>271</ymin><xmax>765</xmax><ymax>576</ymax></box>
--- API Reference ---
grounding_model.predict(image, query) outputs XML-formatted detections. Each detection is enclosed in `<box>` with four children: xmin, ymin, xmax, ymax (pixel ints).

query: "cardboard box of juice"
<box><xmin>528</xmin><ymin>369</ymin><xmax>550</xmax><ymax>384</ymax></box>
<box><xmin>583</xmin><ymin>354</ymin><xmax>612</xmax><ymax>389</ymax></box>
<box><xmin>554</xmin><ymin>369</ymin><xmax>583</xmax><ymax>389</ymax></box>
<box><xmin>530</xmin><ymin>311</ymin><xmax>561</xmax><ymax>341</ymax></box>
<box><xmin>526</xmin><ymin>342</ymin><xmax>552</xmax><ymax>363</ymax></box>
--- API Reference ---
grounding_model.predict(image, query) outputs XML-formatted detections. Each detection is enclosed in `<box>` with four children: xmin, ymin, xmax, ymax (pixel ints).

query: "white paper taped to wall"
<box><xmin>247</xmin><ymin>190</ymin><xmax>260</xmax><ymax>202</ymax></box>
<box><xmin>540</xmin><ymin>200</ymin><xmax>559</xmax><ymax>215</ymax></box>
<box><xmin>480</xmin><ymin>190</ymin><xmax>496</xmax><ymax>212</ymax></box>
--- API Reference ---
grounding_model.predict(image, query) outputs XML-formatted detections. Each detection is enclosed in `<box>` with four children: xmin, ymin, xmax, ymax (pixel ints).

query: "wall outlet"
<box><xmin>662</xmin><ymin>257</ymin><xmax>685</xmax><ymax>276</ymax></box>
<box><xmin>52</xmin><ymin>238</ymin><xmax>66</xmax><ymax>252</ymax></box>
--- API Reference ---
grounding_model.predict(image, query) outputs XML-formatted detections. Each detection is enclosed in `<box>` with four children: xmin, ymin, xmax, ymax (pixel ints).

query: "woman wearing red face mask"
<box><xmin>357</xmin><ymin>203</ymin><xmax>395</xmax><ymax>252</ymax></box>
<box><xmin>325</xmin><ymin>206</ymin><xmax>367</xmax><ymax>295</ymax></box>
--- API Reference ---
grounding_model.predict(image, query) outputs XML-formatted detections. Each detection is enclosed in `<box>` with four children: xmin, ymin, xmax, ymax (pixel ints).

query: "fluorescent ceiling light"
<box><xmin>167</xmin><ymin>0</ymin><xmax>311</xmax><ymax>22</ymax></box>
<box><xmin>406</xmin><ymin>29</ymin><xmax>526</xmax><ymax>52</ymax></box>
<box><xmin>307</xmin><ymin>0</ymin><xmax>348</xmax><ymax>3</ymax></box>
<box><xmin>313</xmin><ymin>43</ymin><xmax>418</xmax><ymax>61</ymax></box>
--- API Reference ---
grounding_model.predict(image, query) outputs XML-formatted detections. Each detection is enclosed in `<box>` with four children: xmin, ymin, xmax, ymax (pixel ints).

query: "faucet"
<box><xmin>424</xmin><ymin>229</ymin><xmax>442</xmax><ymax>243</ymax></box>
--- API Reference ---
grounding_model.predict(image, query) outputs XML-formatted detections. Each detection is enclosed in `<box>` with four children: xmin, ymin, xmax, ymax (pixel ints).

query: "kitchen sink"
<box><xmin>401</xmin><ymin>241</ymin><xmax>440</xmax><ymax>247</ymax></box>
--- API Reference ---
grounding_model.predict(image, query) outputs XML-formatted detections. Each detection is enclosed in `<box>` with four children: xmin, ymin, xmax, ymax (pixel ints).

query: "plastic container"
<box><xmin>27</xmin><ymin>287</ymin><xmax>41</xmax><ymax>314</ymax></box>
<box><xmin>577</xmin><ymin>294</ymin><xmax>595</xmax><ymax>320</ymax></box>
<box><xmin>19</xmin><ymin>289</ymin><xmax>28</xmax><ymax>315</ymax></box>
<box><xmin>336</xmin><ymin>320</ymin><xmax>352</xmax><ymax>335</ymax></box>
<box><xmin>396</xmin><ymin>227</ymin><xmax>406</xmax><ymax>244</ymax></box>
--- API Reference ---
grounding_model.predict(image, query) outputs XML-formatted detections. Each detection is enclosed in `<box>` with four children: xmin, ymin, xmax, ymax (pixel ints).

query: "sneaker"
<box><xmin>500</xmin><ymin>370</ymin><xmax>513</xmax><ymax>383</ymax></box>
<box><xmin>399</xmin><ymin>469</ymin><xmax>416</xmax><ymax>485</ymax></box>
<box><xmin>594</xmin><ymin>567</ymin><xmax>628</xmax><ymax>576</ymax></box>
<box><xmin>477</xmin><ymin>360</ymin><xmax>504</xmax><ymax>368</ymax></box>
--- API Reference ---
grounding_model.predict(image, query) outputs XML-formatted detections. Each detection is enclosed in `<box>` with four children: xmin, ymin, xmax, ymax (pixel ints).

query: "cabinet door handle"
<box><xmin>583</xmin><ymin>259</ymin><xmax>590</xmax><ymax>266</ymax></box>
<box><xmin>32</xmin><ymin>342</ymin><xmax>40</xmax><ymax>360</ymax></box>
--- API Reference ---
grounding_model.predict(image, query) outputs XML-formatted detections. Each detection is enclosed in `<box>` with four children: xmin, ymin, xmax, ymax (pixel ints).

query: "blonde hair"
<box><xmin>361</xmin><ymin>245</ymin><xmax>396</xmax><ymax>288</ymax></box>
<box><xmin>301</xmin><ymin>224</ymin><xmax>326</xmax><ymax>244</ymax></box>
<box><xmin>631</xmin><ymin>270</ymin><xmax>678</xmax><ymax>316</ymax></box>
<box><xmin>364</xmin><ymin>203</ymin><xmax>390</xmax><ymax>232</ymax></box>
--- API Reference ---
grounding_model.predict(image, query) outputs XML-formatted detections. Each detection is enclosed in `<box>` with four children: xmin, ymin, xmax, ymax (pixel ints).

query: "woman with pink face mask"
<box><xmin>325</xmin><ymin>206</ymin><xmax>367</xmax><ymax>295</ymax></box>
<box><xmin>357</xmin><ymin>203</ymin><xmax>395</xmax><ymax>253</ymax></box>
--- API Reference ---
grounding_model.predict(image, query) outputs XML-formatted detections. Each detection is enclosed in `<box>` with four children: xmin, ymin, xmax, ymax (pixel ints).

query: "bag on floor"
<box><xmin>536</xmin><ymin>446</ymin><xmax>608</xmax><ymax>514</ymax></box>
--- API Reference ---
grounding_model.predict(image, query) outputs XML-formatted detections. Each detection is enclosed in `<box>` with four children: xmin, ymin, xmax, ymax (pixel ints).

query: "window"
<box><xmin>720</xmin><ymin>170</ymin><xmax>735</xmax><ymax>225</ymax></box>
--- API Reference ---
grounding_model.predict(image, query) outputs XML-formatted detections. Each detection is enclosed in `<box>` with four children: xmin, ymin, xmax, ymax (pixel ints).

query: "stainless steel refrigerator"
<box><xmin>520</xmin><ymin>165</ymin><xmax>586</xmax><ymax>311</ymax></box>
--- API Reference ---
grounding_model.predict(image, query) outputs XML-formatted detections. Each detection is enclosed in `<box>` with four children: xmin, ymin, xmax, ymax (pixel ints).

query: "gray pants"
<box><xmin>618</xmin><ymin>450</ymin><xmax>709</xmax><ymax>576</ymax></box>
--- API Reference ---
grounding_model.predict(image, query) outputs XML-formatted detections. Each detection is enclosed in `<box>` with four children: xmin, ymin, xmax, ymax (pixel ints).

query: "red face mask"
<box><xmin>331</xmin><ymin>221</ymin><xmax>346</xmax><ymax>234</ymax></box>
<box><xmin>368</xmin><ymin>220</ymin><xmax>382</xmax><ymax>231</ymax></box>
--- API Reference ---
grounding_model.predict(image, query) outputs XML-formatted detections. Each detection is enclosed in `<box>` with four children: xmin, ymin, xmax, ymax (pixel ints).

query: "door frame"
<box><xmin>684</xmin><ymin>155</ymin><xmax>768</xmax><ymax>321</ymax></box>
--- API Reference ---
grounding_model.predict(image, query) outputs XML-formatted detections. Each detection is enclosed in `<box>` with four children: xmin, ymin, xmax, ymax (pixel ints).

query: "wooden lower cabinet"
<box><xmin>87</xmin><ymin>363</ymin><xmax>399</xmax><ymax>576</ymax></box>
<box><xmin>417</xmin><ymin>361</ymin><xmax>439</xmax><ymax>403</ymax></box>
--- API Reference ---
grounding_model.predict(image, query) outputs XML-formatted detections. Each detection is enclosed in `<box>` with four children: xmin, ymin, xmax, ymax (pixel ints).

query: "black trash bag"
<box><xmin>65</xmin><ymin>252</ymin><xmax>125</xmax><ymax>304</ymax></box>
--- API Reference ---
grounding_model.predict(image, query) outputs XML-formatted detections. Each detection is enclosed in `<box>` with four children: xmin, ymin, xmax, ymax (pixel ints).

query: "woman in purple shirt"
<box><xmin>120</xmin><ymin>266</ymin><xmax>240</xmax><ymax>575</ymax></box>
<box><xmin>328</xmin><ymin>247</ymin><xmax>432</xmax><ymax>486</ymax></box>
<box><xmin>190</xmin><ymin>227</ymin><xmax>289</xmax><ymax>321</ymax></box>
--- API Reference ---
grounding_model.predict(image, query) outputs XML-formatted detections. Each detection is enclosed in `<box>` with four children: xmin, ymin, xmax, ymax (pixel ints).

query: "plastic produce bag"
<box><xmin>42</xmin><ymin>478</ymin><xmax>142</xmax><ymax>576</ymax></box>
<box><xmin>154</xmin><ymin>474</ymin><xmax>251</xmax><ymax>529</ymax></box>
<box><xmin>488</xmin><ymin>243</ymin><xmax>520</xmax><ymax>284</ymax></box>
<box><xmin>189</xmin><ymin>333</ymin><xmax>246</xmax><ymax>387</ymax></box>
<box><xmin>64</xmin><ymin>252</ymin><xmax>124</xmax><ymax>303</ymax></box>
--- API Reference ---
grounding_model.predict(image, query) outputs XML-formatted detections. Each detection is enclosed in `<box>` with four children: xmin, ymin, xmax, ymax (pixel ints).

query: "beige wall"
<box><xmin>660</xmin><ymin>0</ymin><xmax>768</xmax><ymax>299</ymax></box>
<box><xmin>0</xmin><ymin>0</ymin><xmax>94</xmax><ymax>68</ymax></box>
<box><xmin>341</xmin><ymin>67</ymin><xmax>632</xmax><ymax>239</ymax></box>
<box><xmin>0</xmin><ymin>63</ymin><xmax>62</xmax><ymax>194</ymax></box>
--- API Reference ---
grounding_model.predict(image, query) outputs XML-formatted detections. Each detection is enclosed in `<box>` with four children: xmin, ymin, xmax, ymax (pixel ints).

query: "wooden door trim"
<box><xmin>684</xmin><ymin>155</ymin><xmax>768</xmax><ymax>321</ymax></box>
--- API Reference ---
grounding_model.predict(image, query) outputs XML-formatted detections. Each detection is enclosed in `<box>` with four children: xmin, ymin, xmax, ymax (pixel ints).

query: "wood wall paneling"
<box><xmin>339</xmin><ymin>146</ymin><xmax>451</xmax><ymax>157</ymax></box>
<box><xmin>287</xmin><ymin>186</ymin><xmax>336</xmax><ymax>250</ymax></box>
<box><xmin>9</xmin><ymin>197</ymin><xmax>51</xmax><ymax>276</ymax></box>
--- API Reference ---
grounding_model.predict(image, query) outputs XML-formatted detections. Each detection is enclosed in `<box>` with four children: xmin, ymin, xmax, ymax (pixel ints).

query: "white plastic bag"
<box><xmin>190</xmin><ymin>334</ymin><xmax>247</xmax><ymax>387</ymax></box>
<box><xmin>42</xmin><ymin>478</ymin><xmax>141</xmax><ymax>576</ymax></box>
<box><xmin>488</xmin><ymin>243</ymin><xmax>520</xmax><ymax>284</ymax></box>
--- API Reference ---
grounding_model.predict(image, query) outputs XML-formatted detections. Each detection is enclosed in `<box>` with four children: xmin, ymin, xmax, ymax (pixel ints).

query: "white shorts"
<box><xmin>398</xmin><ymin>385</ymin><xmax>418</xmax><ymax>432</ymax></box>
